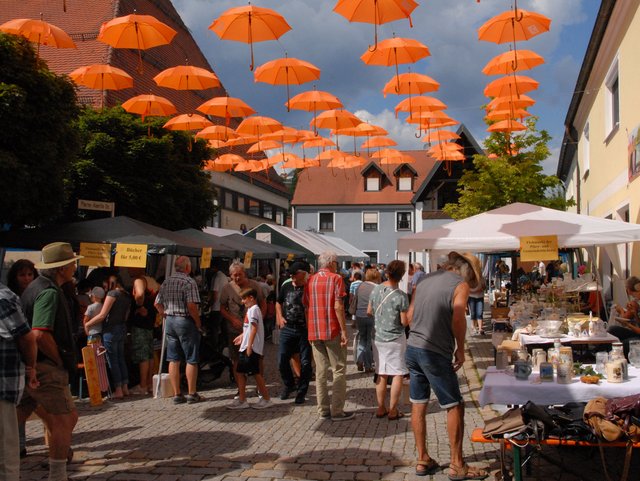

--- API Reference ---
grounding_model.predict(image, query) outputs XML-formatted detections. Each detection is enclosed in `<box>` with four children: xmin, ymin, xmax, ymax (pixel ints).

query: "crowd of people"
<box><xmin>1</xmin><ymin>242</ymin><xmax>493</xmax><ymax>481</ymax></box>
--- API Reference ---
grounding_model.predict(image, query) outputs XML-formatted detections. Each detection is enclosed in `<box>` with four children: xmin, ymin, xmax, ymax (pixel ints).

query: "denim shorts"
<box><xmin>165</xmin><ymin>316</ymin><xmax>200</xmax><ymax>364</ymax></box>
<box><xmin>405</xmin><ymin>345</ymin><xmax>462</xmax><ymax>408</ymax></box>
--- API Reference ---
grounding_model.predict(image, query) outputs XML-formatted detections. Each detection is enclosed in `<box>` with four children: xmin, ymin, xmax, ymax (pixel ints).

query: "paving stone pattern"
<box><xmin>21</xmin><ymin>309</ymin><xmax>639</xmax><ymax>480</ymax></box>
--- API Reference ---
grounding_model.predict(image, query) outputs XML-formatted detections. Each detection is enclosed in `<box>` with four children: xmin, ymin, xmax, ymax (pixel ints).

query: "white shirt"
<box><xmin>211</xmin><ymin>271</ymin><xmax>228</xmax><ymax>311</ymax></box>
<box><xmin>239</xmin><ymin>304</ymin><xmax>264</xmax><ymax>355</ymax></box>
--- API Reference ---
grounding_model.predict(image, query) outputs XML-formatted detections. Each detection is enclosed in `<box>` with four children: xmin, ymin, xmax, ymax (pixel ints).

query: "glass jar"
<box><xmin>609</xmin><ymin>342</ymin><xmax>628</xmax><ymax>380</ymax></box>
<box><xmin>628</xmin><ymin>340</ymin><xmax>640</xmax><ymax>368</ymax></box>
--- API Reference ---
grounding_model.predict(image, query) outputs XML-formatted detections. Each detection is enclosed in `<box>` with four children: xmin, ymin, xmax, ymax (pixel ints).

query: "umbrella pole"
<box><xmin>249</xmin><ymin>14</ymin><xmax>255</xmax><ymax>71</ymax></box>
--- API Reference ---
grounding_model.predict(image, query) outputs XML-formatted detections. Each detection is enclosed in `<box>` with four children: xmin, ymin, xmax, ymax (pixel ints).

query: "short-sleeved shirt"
<box><xmin>240</xmin><ymin>304</ymin><xmax>264</xmax><ymax>355</ymax></box>
<box><xmin>0</xmin><ymin>284</ymin><xmax>31</xmax><ymax>404</ymax></box>
<box><xmin>220</xmin><ymin>279</ymin><xmax>265</xmax><ymax>335</ymax></box>
<box><xmin>277</xmin><ymin>281</ymin><xmax>306</xmax><ymax>327</ymax></box>
<box><xmin>85</xmin><ymin>302</ymin><xmax>103</xmax><ymax>335</ymax></box>
<box><xmin>104</xmin><ymin>289</ymin><xmax>131</xmax><ymax>330</ymax></box>
<box><xmin>354</xmin><ymin>281</ymin><xmax>376</xmax><ymax>318</ymax></box>
<box><xmin>369</xmin><ymin>284</ymin><xmax>408</xmax><ymax>342</ymax></box>
<box><xmin>349</xmin><ymin>280</ymin><xmax>362</xmax><ymax>296</ymax></box>
<box><xmin>211</xmin><ymin>271</ymin><xmax>228</xmax><ymax>311</ymax></box>
<box><xmin>155</xmin><ymin>272</ymin><xmax>200</xmax><ymax>317</ymax></box>
<box><xmin>31</xmin><ymin>288</ymin><xmax>58</xmax><ymax>331</ymax></box>
<box><xmin>304</xmin><ymin>268</ymin><xmax>346</xmax><ymax>342</ymax></box>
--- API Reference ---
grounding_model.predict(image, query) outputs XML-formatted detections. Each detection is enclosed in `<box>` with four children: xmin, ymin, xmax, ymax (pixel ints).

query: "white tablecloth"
<box><xmin>478</xmin><ymin>365</ymin><xmax>640</xmax><ymax>406</ymax></box>
<box><xmin>519</xmin><ymin>332</ymin><xmax>619</xmax><ymax>347</ymax></box>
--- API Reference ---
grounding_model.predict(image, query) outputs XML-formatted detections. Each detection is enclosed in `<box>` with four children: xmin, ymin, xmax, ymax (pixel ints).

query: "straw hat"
<box><xmin>449</xmin><ymin>251</ymin><xmax>482</xmax><ymax>289</ymax></box>
<box><xmin>35</xmin><ymin>242</ymin><xmax>83</xmax><ymax>269</ymax></box>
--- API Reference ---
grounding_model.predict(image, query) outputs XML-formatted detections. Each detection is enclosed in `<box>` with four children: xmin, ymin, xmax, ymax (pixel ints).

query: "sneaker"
<box><xmin>332</xmin><ymin>411</ymin><xmax>355</xmax><ymax>421</ymax></box>
<box><xmin>294</xmin><ymin>392</ymin><xmax>306</xmax><ymax>404</ymax></box>
<box><xmin>173</xmin><ymin>395</ymin><xmax>186</xmax><ymax>404</ymax></box>
<box><xmin>227</xmin><ymin>399</ymin><xmax>250</xmax><ymax>410</ymax></box>
<box><xmin>252</xmin><ymin>398</ymin><xmax>273</xmax><ymax>409</ymax></box>
<box><xmin>280</xmin><ymin>386</ymin><xmax>296</xmax><ymax>400</ymax></box>
<box><xmin>186</xmin><ymin>393</ymin><xmax>204</xmax><ymax>404</ymax></box>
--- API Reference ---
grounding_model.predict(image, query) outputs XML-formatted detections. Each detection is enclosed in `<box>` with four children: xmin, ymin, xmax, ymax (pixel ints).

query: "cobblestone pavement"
<box><xmin>20</xmin><ymin>320</ymin><xmax>639</xmax><ymax>481</ymax></box>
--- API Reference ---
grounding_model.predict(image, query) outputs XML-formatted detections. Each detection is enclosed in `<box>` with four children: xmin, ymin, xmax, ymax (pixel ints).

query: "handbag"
<box><xmin>348</xmin><ymin>293</ymin><xmax>357</xmax><ymax>316</ymax></box>
<box><xmin>482</xmin><ymin>406</ymin><xmax>527</xmax><ymax>439</ymax></box>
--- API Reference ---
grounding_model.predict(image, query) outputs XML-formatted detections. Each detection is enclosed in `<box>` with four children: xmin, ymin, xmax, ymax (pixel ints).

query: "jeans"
<box><xmin>468</xmin><ymin>296</ymin><xmax>484</xmax><ymax>321</ymax></box>
<box><xmin>311</xmin><ymin>336</ymin><xmax>347</xmax><ymax>417</ymax></box>
<box><xmin>356</xmin><ymin>315</ymin><xmax>374</xmax><ymax>369</ymax></box>
<box><xmin>278</xmin><ymin>325</ymin><xmax>312</xmax><ymax>395</ymax></box>
<box><xmin>103</xmin><ymin>323</ymin><xmax>128</xmax><ymax>388</ymax></box>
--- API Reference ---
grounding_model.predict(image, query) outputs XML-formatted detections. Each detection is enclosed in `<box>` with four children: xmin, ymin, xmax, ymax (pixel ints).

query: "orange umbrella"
<box><xmin>122</xmin><ymin>94</ymin><xmax>177</xmax><ymax>121</ymax></box>
<box><xmin>421</xmin><ymin>129</ymin><xmax>460</xmax><ymax>144</ymax></box>
<box><xmin>254</xmin><ymin>56</ymin><xmax>321</xmax><ymax>108</ymax></box>
<box><xmin>261</xmin><ymin>127</ymin><xmax>302</xmax><ymax>144</ymax></box>
<box><xmin>487</xmin><ymin>94</ymin><xmax>535</xmax><ymax>111</ymax></box>
<box><xmin>310</xmin><ymin>109</ymin><xmax>362</xmax><ymax>131</ymax></box>
<box><xmin>69</xmin><ymin>64</ymin><xmax>133</xmax><ymax>108</ymax></box>
<box><xmin>1</xmin><ymin>16</ymin><xmax>76</xmax><ymax>56</ymax></box>
<box><xmin>287</xmin><ymin>89</ymin><xmax>343</xmax><ymax>112</ymax></box>
<box><xmin>482</xmin><ymin>49</ymin><xmax>544</xmax><ymax>76</ymax></box>
<box><xmin>361</xmin><ymin>36</ymin><xmax>429</xmax><ymax>90</ymax></box>
<box><xmin>427</xmin><ymin>143</ymin><xmax>463</xmax><ymax>156</ymax></box>
<box><xmin>195</xmin><ymin>125</ymin><xmax>238</xmax><ymax>141</ymax></box>
<box><xmin>236</xmin><ymin>116</ymin><xmax>283</xmax><ymax>137</ymax></box>
<box><xmin>153</xmin><ymin>65</ymin><xmax>220</xmax><ymax>90</ymax></box>
<box><xmin>333</xmin><ymin>0</ymin><xmax>419</xmax><ymax>49</ymax></box>
<box><xmin>382</xmin><ymin>72</ymin><xmax>439</xmax><ymax>97</ymax></box>
<box><xmin>406</xmin><ymin>109</ymin><xmax>452</xmax><ymax>125</ymax></box>
<box><xmin>98</xmin><ymin>14</ymin><xmax>177</xmax><ymax>72</ymax></box>
<box><xmin>484</xmin><ymin>75</ymin><xmax>538</xmax><ymax>98</ymax></box>
<box><xmin>224</xmin><ymin>134</ymin><xmax>259</xmax><ymax>147</ymax></box>
<box><xmin>485</xmin><ymin>108</ymin><xmax>531</xmax><ymax>122</ymax></box>
<box><xmin>334</xmin><ymin>123</ymin><xmax>387</xmax><ymax>154</ymax></box>
<box><xmin>247</xmin><ymin>140</ymin><xmax>282</xmax><ymax>154</ymax></box>
<box><xmin>487</xmin><ymin>119</ymin><xmax>527</xmax><ymax>133</ymax></box>
<box><xmin>269</xmin><ymin>152</ymin><xmax>305</xmax><ymax>168</ymax></box>
<box><xmin>395</xmin><ymin>95</ymin><xmax>446</xmax><ymax>118</ymax></box>
<box><xmin>203</xmin><ymin>159</ymin><xmax>233</xmax><ymax>172</ymax></box>
<box><xmin>303</xmin><ymin>137</ymin><xmax>336</xmax><ymax>149</ymax></box>
<box><xmin>478</xmin><ymin>8</ymin><xmax>551</xmax><ymax>45</ymax></box>
<box><xmin>209</xmin><ymin>5</ymin><xmax>292</xmax><ymax>71</ymax></box>
<box><xmin>361</xmin><ymin>136</ymin><xmax>397</xmax><ymax>149</ymax></box>
<box><xmin>196</xmin><ymin>96</ymin><xmax>255</xmax><ymax>125</ymax></box>
<box><xmin>206</xmin><ymin>140</ymin><xmax>226</xmax><ymax>149</ymax></box>
<box><xmin>163</xmin><ymin>114</ymin><xmax>213</xmax><ymax>131</ymax></box>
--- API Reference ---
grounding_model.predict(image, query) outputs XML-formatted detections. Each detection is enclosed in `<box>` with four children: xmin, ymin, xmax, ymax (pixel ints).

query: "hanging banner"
<box><xmin>201</xmin><ymin>247</ymin><xmax>212</xmax><ymax>269</ymax></box>
<box><xmin>243</xmin><ymin>251</ymin><xmax>253</xmax><ymax>269</ymax></box>
<box><xmin>79</xmin><ymin>243</ymin><xmax>111</xmax><ymax>267</ymax></box>
<box><xmin>113</xmin><ymin>243</ymin><xmax>147</xmax><ymax>268</ymax></box>
<box><xmin>520</xmin><ymin>235</ymin><xmax>558</xmax><ymax>262</ymax></box>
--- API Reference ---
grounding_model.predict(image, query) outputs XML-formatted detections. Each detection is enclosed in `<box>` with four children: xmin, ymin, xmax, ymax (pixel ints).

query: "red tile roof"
<box><xmin>291</xmin><ymin>150</ymin><xmax>438</xmax><ymax>206</ymax></box>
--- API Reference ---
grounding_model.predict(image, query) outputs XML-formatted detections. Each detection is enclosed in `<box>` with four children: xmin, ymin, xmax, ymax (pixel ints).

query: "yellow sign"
<box><xmin>286</xmin><ymin>253</ymin><xmax>295</xmax><ymax>262</ymax></box>
<box><xmin>201</xmin><ymin>247</ymin><xmax>212</xmax><ymax>269</ymax></box>
<box><xmin>79</xmin><ymin>243</ymin><xmax>111</xmax><ymax>267</ymax></box>
<box><xmin>243</xmin><ymin>251</ymin><xmax>253</xmax><ymax>269</ymax></box>
<box><xmin>113</xmin><ymin>243</ymin><xmax>147</xmax><ymax>268</ymax></box>
<box><xmin>520</xmin><ymin>235</ymin><xmax>558</xmax><ymax>262</ymax></box>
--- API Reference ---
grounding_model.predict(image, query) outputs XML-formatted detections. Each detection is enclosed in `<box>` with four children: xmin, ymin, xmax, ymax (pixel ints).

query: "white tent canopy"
<box><xmin>398</xmin><ymin>203</ymin><xmax>640</xmax><ymax>253</ymax></box>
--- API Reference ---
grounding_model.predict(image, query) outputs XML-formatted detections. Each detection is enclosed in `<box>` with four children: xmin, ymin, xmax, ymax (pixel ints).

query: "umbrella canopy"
<box><xmin>122</xmin><ymin>94</ymin><xmax>177</xmax><ymax>121</ymax></box>
<box><xmin>153</xmin><ymin>65</ymin><xmax>220</xmax><ymax>90</ymax></box>
<box><xmin>69</xmin><ymin>64</ymin><xmax>133</xmax><ymax>90</ymax></box>
<box><xmin>361</xmin><ymin>136</ymin><xmax>397</xmax><ymax>149</ymax></box>
<box><xmin>163</xmin><ymin>114</ymin><xmax>213</xmax><ymax>131</ymax></box>
<box><xmin>333</xmin><ymin>0</ymin><xmax>419</xmax><ymax>48</ymax></box>
<box><xmin>196</xmin><ymin>96</ymin><xmax>256</xmax><ymax>125</ymax></box>
<box><xmin>334</xmin><ymin>123</ymin><xmax>387</xmax><ymax>137</ymax></box>
<box><xmin>482</xmin><ymin>49</ymin><xmax>545</xmax><ymax>76</ymax></box>
<box><xmin>484</xmin><ymin>75</ymin><xmax>539</xmax><ymax>98</ymax></box>
<box><xmin>254</xmin><ymin>56</ymin><xmax>321</xmax><ymax>108</ymax></box>
<box><xmin>269</xmin><ymin>152</ymin><xmax>304</xmax><ymax>168</ymax></box>
<box><xmin>203</xmin><ymin>159</ymin><xmax>233</xmax><ymax>172</ymax></box>
<box><xmin>302</xmin><ymin>137</ymin><xmax>336</xmax><ymax>149</ymax></box>
<box><xmin>487</xmin><ymin>94</ymin><xmax>536</xmax><ymax>111</ymax></box>
<box><xmin>382</xmin><ymin>72</ymin><xmax>439</xmax><ymax>97</ymax></box>
<box><xmin>195</xmin><ymin>125</ymin><xmax>238</xmax><ymax>141</ymax></box>
<box><xmin>261</xmin><ymin>127</ymin><xmax>302</xmax><ymax>144</ymax></box>
<box><xmin>310</xmin><ymin>109</ymin><xmax>362</xmax><ymax>131</ymax></box>
<box><xmin>209</xmin><ymin>5</ymin><xmax>292</xmax><ymax>71</ymax></box>
<box><xmin>421</xmin><ymin>129</ymin><xmax>461</xmax><ymax>144</ymax></box>
<box><xmin>478</xmin><ymin>9</ymin><xmax>551</xmax><ymax>45</ymax></box>
<box><xmin>394</xmin><ymin>95</ymin><xmax>446</xmax><ymax>118</ymax></box>
<box><xmin>247</xmin><ymin>140</ymin><xmax>282</xmax><ymax>154</ymax></box>
<box><xmin>224</xmin><ymin>134</ymin><xmax>259</xmax><ymax>147</ymax></box>
<box><xmin>236</xmin><ymin>116</ymin><xmax>283</xmax><ymax>136</ymax></box>
<box><xmin>1</xmin><ymin>17</ymin><xmax>76</xmax><ymax>56</ymax></box>
<box><xmin>361</xmin><ymin>36</ymin><xmax>429</xmax><ymax>89</ymax></box>
<box><xmin>487</xmin><ymin>119</ymin><xmax>527</xmax><ymax>133</ymax></box>
<box><xmin>485</xmin><ymin>108</ymin><xmax>531</xmax><ymax>122</ymax></box>
<box><xmin>287</xmin><ymin>89</ymin><xmax>343</xmax><ymax>112</ymax></box>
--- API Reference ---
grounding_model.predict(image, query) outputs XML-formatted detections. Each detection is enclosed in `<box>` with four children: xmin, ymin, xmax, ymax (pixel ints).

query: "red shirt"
<box><xmin>304</xmin><ymin>268</ymin><xmax>346</xmax><ymax>341</ymax></box>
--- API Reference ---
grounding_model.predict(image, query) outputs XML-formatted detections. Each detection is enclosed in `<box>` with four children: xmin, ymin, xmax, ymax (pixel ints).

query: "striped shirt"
<box><xmin>155</xmin><ymin>272</ymin><xmax>200</xmax><ymax>317</ymax></box>
<box><xmin>0</xmin><ymin>283</ymin><xmax>30</xmax><ymax>404</ymax></box>
<box><xmin>304</xmin><ymin>268</ymin><xmax>346</xmax><ymax>341</ymax></box>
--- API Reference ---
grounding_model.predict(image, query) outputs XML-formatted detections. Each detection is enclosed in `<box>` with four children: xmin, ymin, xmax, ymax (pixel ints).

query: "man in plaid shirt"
<box><xmin>304</xmin><ymin>251</ymin><xmax>353</xmax><ymax>421</ymax></box>
<box><xmin>155</xmin><ymin>256</ymin><xmax>202</xmax><ymax>405</ymax></box>
<box><xmin>1</xmin><ymin>282</ymin><xmax>37</xmax><ymax>481</ymax></box>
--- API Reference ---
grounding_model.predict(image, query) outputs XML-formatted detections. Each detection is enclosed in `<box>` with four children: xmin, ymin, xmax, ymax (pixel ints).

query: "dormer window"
<box><xmin>398</xmin><ymin>176</ymin><xmax>412</xmax><ymax>191</ymax></box>
<box><xmin>366</xmin><ymin>176</ymin><xmax>380</xmax><ymax>191</ymax></box>
<box><xmin>393</xmin><ymin>164</ymin><xmax>417</xmax><ymax>191</ymax></box>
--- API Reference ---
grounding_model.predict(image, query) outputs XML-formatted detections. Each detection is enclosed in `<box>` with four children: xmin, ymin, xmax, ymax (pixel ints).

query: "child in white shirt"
<box><xmin>84</xmin><ymin>287</ymin><xmax>105</xmax><ymax>342</ymax></box>
<box><xmin>228</xmin><ymin>287</ymin><xmax>272</xmax><ymax>409</ymax></box>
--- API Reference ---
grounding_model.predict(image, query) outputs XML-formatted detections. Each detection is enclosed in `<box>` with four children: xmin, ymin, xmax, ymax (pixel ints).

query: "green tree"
<box><xmin>443</xmin><ymin>116</ymin><xmax>571</xmax><ymax>220</ymax></box>
<box><xmin>0</xmin><ymin>33</ymin><xmax>80</xmax><ymax>226</ymax></box>
<box><xmin>64</xmin><ymin>107</ymin><xmax>216</xmax><ymax>230</ymax></box>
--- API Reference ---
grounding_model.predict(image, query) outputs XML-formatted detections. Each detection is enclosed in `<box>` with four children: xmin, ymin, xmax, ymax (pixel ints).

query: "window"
<box><xmin>224</xmin><ymin>191</ymin><xmax>234</xmax><ymax>209</ymax></box>
<box><xmin>582</xmin><ymin>122</ymin><xmax>590</xmax><ymax>177</ymax></box>
<box><xmin>397</xmin><ymin>212</ymin><xmax>412</xmax><ymax>231</ymax></box>
<box><xmin>366</xmin><ymin>176</ymin><xmax>380</xmax><ymax>191</ymax></box>
<box><xmin>237</xmin><ymin>196</ymin><xmax>245</xmax><ymax>212</ymax></box>
<box><xmin>363</xmin><ymin>251</ymin><xmax>378</xmax><ymax>265</ymax></box>
<box><xmin>398</xmin><ymin>176</ymin><xmax>412</xmax><ymax>191</ymax></box>
<box><xmin>248</xmin><ymin>199</ymin><xmax>260</xmax><ymax>216</ymax></box>
<box><xmin>262</xmin><ymin>204</ymin><xmax>273</xmax><ymax>219</ymax></box>
<box><xmin>605</xmin><ymin>59</ymin><xmax>619</xmax><ymax>137</ymax></box>
<box><xmin>275</xmin><ymin>210</ymin><xmax>284</xmax><ymax>225</ymax></box>
<box><xmin>319</xmin><ymin>212</ymin><xmax>334</xmax><ymax>232</ymax></box>
<box><xmin>363</xmin><ymin>212</ymin><xmax>378</xmax><ymax>231</ymax></box>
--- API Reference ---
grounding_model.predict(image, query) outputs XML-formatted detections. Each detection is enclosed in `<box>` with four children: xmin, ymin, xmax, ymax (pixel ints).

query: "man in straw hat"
<box><xmin>17</xmin><ymin>242</ymin><xmax>82</xmax><ymax>481</ymax></box>
<box><xmin>406</xmin><ymin>252</ymin><xmax>488</xmax><ymax>479</ymax></box>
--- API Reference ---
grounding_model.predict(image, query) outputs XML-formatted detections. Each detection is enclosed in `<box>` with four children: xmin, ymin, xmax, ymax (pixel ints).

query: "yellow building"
<box><xmin>558</xmin><ymin>0</ymin><xmax>640</xmax><ymax>296</ymax></box>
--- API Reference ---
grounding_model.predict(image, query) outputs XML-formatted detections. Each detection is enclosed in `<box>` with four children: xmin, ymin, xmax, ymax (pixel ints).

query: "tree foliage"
<box><xmin>0</xmin><ymin>33</ymin><xmax>80</xmax><ymax>226</ymax></box>
<box><xmin>63</xmin><ymin>107</ymin><xmax>216</xmax><ymax>230</ymax></box>
<box><xmin>443</xmin><ymin>116</ymin><xmax>572</xmax><ymax>220</ymax></box>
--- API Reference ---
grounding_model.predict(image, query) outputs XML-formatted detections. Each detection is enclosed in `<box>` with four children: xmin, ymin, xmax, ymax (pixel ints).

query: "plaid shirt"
<box><xmin>155</xmin><ymin>272</ymin><xmax>200</xmax><ymax>317</ymax></box>
<box><xmin>0</xmin><ymin>283</ymin><xmax>30</xmax><ymax>404</ymax></box>
<box><xmin>304</xmin><ymin>268</ymin><xmax>345</xmax><ymax>341</ymax></box>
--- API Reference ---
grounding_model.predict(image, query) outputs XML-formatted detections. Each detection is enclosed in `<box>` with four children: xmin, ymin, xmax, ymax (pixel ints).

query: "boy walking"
<box><xmin>228</xmin><ymin>288</ymin><xmax>272</xmax><ymax>410</ymax></box>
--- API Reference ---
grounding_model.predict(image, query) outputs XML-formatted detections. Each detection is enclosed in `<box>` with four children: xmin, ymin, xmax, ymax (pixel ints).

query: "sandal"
<box><xmin>448</xmin><ymin>464</ymin><xmax>489</xmax><ymax>481</ymax></box>
<box><xmin>375</xmin><ymin>408</ymin><xmax>388</xmax><ymax>418</ymax></box>
<box><xmin>416</xmin><ymin>458</ymin><xmax>439</xmax><ymax>476</ymax></box>
<box><xmin>387</xmin><ymin>409</ymin><xmax>405</xmax><ymax>420</ymax></box>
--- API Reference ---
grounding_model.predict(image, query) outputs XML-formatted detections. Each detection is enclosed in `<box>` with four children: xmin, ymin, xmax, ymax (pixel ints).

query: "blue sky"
<box><xmin>173</xmin><ymin>0</ymin><xmax>600</xmax><ymax>174</ymax></box>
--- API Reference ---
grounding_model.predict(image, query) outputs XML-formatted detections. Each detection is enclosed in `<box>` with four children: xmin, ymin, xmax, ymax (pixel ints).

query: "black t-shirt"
<box><xmin>277</xmin><ymin>281</ymin><xmax>306</xmax><ymax>327</ymax></box>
